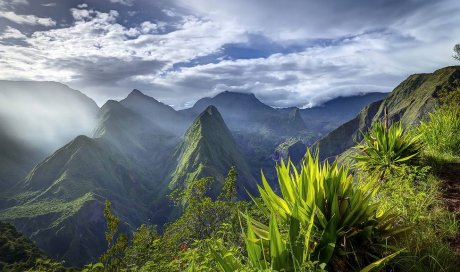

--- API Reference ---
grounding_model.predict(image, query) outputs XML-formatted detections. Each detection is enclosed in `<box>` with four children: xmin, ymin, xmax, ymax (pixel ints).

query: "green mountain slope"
<box><xmin>314</xmin><ymin>66</ymin><xmax>460</xmax><ymax>160</ymax></box>
<box><xmin>171</xmin><ymin>106</ymin><xmax>257</xmax><ymax>195</ymax></box>
<box><xmin>0</xmin><ymin>102</ymin><xmax>177</xmax><ymax>266</ymax></box>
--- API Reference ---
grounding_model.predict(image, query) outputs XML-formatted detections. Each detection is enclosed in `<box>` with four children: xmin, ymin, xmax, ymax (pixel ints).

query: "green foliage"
<box><xmin>26</xmin><ymin>258</ymin><xmax>69</xmax><ymax>272</ymax></box>
<box><xmin>219</xmin><ymin>166</ymin><xmax>239</xmax><ymax>201</ymax></box>
<box><xmin>377</xmin><ymin>165</ymin><xmax>459</xmax><ymax>271</ymax></box>
<box><xmin>170</xmin><ymin>177</ymin><xmax>214</xmax><ymax>207</ymax></box>
<box><xmin>0</xmin><ymin>221</ymin><xmax>46</xmax><ymax>271</ymax></box>
<box><xmin>354</xmin><ymin>121</ymin><xmax>420</xmax><ymax>180</ymax></box>
<box><xmin>100</xmin><ymin>201</ymin><xmax>128</xmax><ymax>270</ymax></box>
<box><xmin>418</xmin><ymin>106</ymin><xmax>460</xmax><ymax>161</ymax></box>
<box><xmin>214</xmin><ymin>151</ymin><xmax>405</xmax><ymax>271</ymax></box>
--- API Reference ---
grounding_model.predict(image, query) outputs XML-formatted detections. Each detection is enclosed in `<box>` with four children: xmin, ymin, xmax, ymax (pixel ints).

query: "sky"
<box><xmin>0</xmin><ymin>0</ymin><xmax>459</xmax><ymax>109</ymax></box>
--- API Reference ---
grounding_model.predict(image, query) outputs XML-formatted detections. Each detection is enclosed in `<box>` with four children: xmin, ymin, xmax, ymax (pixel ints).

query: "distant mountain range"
<box><xmin>0</xmin><ymin>80</ymin><xmax>389</xmax><ymax>266</ymax></box>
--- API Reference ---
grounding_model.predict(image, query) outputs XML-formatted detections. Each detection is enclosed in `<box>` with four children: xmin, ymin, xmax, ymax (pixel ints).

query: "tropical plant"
<box><xmin>213</xmin><ymin>151</ymin><xmax>407</xmax><ymax>271</ymax></box>
<box><xmin>354</xmin><ymin>121</ymin><xmax>420</xmax><ymax>180</ymax></box>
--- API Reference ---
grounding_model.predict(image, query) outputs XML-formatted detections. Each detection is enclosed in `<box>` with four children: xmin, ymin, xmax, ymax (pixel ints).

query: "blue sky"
<box><xmin>0</xmin><ymin>0</ymin><xmax>459</xmax><ymax>108</ymax></box>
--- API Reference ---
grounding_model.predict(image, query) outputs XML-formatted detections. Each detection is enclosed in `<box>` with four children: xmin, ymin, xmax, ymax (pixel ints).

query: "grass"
<box><xmin>374</xmin><ymin>166</ymin><xmax>458</xmax><ymax>271</ymax></box>
<box><xmin>418</xmin><ymin>106</ymin><xmax>460</xmax><ymax>164</ymax></box>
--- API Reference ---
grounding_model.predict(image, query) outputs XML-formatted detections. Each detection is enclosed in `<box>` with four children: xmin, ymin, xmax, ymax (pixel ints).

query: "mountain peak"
<box><xmin>194</xmin><ymin>105</ymin><xmax>226</xmax><ymax>130</ymax></box>
<box><xmin>125</xmin><ymin>89</ymin><xmax>160</xmax><ymax>103</ymax></box>
<box><xmin>129</xmin><ymin>89</ymin><xmax>145</xmax><ymax>97</ymax></box>
<box><xmin>170</xmin><ymin>105</ymin><xmax>256</xmax><ymax>194</ymax></box>
<box><xmin>101</xmin><ymin>99</ymin><xmax>124</xmax><ymax>111</ymax></box>
<box><xmin>203</xmin><ymin>105</ymin><xmax>218</xmax><ymax>116</ymax></box>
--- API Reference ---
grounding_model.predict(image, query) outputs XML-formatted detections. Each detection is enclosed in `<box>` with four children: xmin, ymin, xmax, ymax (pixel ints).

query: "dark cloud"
<box><xmin>52</xmin><ymin>57</ymin><xmax>165</xmax><ymax>85</ymax></box>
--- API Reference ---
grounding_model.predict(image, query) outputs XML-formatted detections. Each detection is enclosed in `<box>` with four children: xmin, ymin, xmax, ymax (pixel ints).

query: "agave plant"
<box><xmin>354</xmin><ymin>121</ymin><xmax>420</xmax><ymax>180</ymax></box>
<box><xmin>212</xmin><ymin>151</ymin><xmax>407</xmax><ymax>271</ymax></box>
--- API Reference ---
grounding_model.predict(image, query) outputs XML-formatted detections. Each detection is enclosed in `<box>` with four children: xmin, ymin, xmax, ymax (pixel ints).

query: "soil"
<box><xmin>437</xmin><ymin>162</ymin><xmax>460</xmax><ymax>260</ymax></box>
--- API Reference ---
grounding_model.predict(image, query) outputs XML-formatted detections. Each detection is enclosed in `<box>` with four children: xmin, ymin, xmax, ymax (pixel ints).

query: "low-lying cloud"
<box><xmin>0</xmin><ymin>81</ymin><xmax>98</xmax><ymax>154</ymax></box>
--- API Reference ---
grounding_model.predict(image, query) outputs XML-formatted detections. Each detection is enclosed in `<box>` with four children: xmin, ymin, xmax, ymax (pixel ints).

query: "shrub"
<box><xmin>354</xmin><ymin>121</ymin><xmax>420</xmax><ymax>181</ymax></box>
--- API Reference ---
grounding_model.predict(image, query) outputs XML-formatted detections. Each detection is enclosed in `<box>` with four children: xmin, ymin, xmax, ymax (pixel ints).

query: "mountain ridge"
<box><xmin>314</xmin><ymin>66</ymin><xmax>460</xmax><ymax>160</ymax></box>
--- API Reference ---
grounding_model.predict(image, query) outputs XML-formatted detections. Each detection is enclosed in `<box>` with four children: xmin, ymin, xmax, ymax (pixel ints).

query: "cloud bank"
<box><xmin>0</xmin><ymin>0</ymin><xmax>459</xmax><ymax>108</ymax></box>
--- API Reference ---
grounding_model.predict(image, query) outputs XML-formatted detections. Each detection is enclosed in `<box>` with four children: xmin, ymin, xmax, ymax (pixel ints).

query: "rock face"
<box><xmin>314</xmin><ymin>66</ymin><xmax>460</xmax><ymax>160</ymax></box>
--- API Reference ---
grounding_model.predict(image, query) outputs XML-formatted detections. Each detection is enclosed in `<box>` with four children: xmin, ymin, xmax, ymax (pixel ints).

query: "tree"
<box><xmin>100</xmin><ymin>201</ymin><xmax>128</xmax><ymax>270</ymax></box>
<box><xmin>218</xmin><ymin>166</ymin><xmax>238</xmax><ymax>202</ymax></box>
<box><xmin>453</xmin><ymin>44</ymin><xmax>460</xmax><ymax>61</ymax></box>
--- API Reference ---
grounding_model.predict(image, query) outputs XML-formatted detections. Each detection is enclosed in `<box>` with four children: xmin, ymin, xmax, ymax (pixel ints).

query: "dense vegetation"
<box><xmin>9</xmin><ymin>102</ymin><xmax>456</xmax><ymax>271</ymax></box>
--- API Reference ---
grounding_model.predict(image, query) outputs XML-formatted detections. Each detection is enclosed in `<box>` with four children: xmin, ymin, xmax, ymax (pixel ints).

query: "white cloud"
<box><xmin>144</xmin><ymin>28</ymin><xmax>460</xmax><ymax>108</ymax></box>
<box><xmin>0</xmin><ymin>26</ymin><xmax>26</xmax><ymax>39</ymax></box>
<box><xmin>41</xmin><ymin>3</ymin><xmax>57</xmax><ymax>7</ymax></box>
<box><xmin>0</xmin><ymin>11</ymin><xmax>56</xmax><ymax>26</ymax></box>
<box><xmin>162</xmin><ymin>9</ymin><xmax>176</xmax><ymax>17</ymax></box>
<box><xmin>109</xmin><ymin>0</ymin><xmax>134</xmax><ymax>6</ymax></box>
<box><xmin>0</xmin><ymin>0</ymin><xmax>459</xmax><ymax>108</ymax></box>
<box><xmin>0</xmin><ymin>7</ymin><xmax>245</xmax><ymax>103</ymax></box>
<box><xmin>77</xmin><ymin>3</ymin><xmax>88</xmax><ymax>9</ymax></box>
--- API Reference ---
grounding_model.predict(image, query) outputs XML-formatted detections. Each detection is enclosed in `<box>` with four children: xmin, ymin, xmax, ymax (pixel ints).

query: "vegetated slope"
<box><xmin>120</xmin><ymin>89</ymin><xmax>189</xmax><ymax>135</ymax></box>
<box><xmin>181</xmin><ymin>91</ymin><xmax>311</xmax><ymax>182</ymax></box>
<box><xmin>314</xmin><ymin>66</ymin><xmax>460</xmax><ymax>160</ymax></box>
<box><xmin>0</xmin><ymin>101</ymin><xmax>177</xmax><ymax>267</ymax></box>
<box><xmin>171</xmin><ymin>106</ymin><xmax>257</xmax><ymax>196</ymax></box>
<box><xmin>0</xmin><ymin>221</ymin><xmax>47</xmax><ymax>271</ymax></box>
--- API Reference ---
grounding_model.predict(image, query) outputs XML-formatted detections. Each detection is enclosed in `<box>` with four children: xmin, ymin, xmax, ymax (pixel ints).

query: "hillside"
<box><xmin>314</xmin><ymin>66</ymin><xmax>460</xmax><ymax>160</ymax></box>
<box><xmin>0</xmin><ymin>102</ymin><xmax>178</xmax><ymax>266</ymax></box>
<box><xmin>171</xmin><ymin>106</ymin><xmax>257</xmax><ymax>196</ymax></box>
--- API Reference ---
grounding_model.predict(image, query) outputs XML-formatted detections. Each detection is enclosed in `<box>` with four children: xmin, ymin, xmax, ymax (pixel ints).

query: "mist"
<box><xmin>0</xmin><ymin>81</ymin><xmax>99</xmax><ymax>154</ymax></box>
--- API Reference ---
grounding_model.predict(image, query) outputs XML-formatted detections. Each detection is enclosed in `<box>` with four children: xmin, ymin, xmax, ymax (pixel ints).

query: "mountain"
<box><xmin>314</xmin><ymin>66</ymin><xmax>460</xmax><ymax>160</ymax></box>
<box><xmin>171</xmin><ymin>106</ymin><xmax>257</xmax><ymax>195</ymax></box>
<box><xmin>0</xmin><ymin>101</ymin><xmax>178</xmax><ymax>266</ymax></box>
<box><xmin>181</xmin><ymin>91</ymin><xmax>311</xmax><ymax>182</ymax></box>
<box><xmin>182</xmin><ymin>91</ymin><xmax>307</xmax><ymax>136</ymax></box>
<box><xmin>298</xmin><ymin>92</ymin><xmax>388</xmax><ymax>135</ymax></box>
<box><xmin>120</xmin><ymin>89</ymin><xmax>189</xmax><ymax>135</ymax></box>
